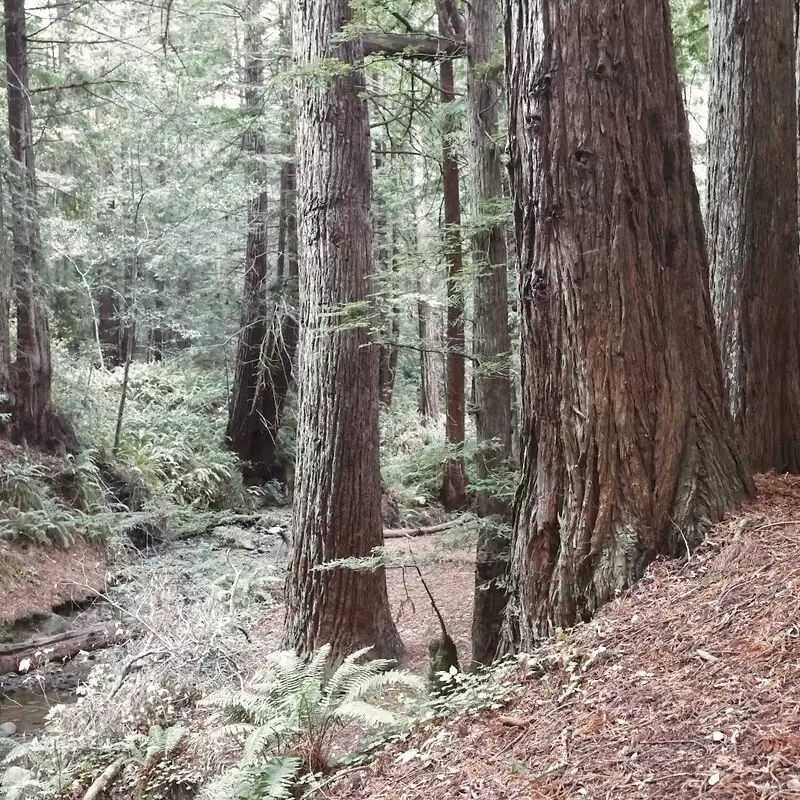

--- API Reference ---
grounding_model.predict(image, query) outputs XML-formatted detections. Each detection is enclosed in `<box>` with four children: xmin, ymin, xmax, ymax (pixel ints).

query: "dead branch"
<box><xmin>383</xmin><ymin>520</ymin><xmax>457</xmax><ymax>539</ymax></box>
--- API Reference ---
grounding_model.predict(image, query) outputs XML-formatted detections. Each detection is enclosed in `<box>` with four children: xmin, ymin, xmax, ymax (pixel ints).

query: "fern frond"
<box><xmin>214</xmin><ymin>689</ymin><xmax>278</xmax><ymax>726</ymax></box>
<box><xmin>2</xmin><ymin>740</ymin><xmax>33</xmax><ymax>766</ymax></box>
<box><xmin>164</xmin><ymin>724</ymin><xmax>187</xmax><ymax>758</ymax></box>
<box><xmin>332</xmin><ymin>699</ymin><xmax>397</xmax><ymax>726</ymax></box>
<box><xmin>340</xmin><ymin>669</ymin><xmax>425</xmax><ymax>703</ymax></box>
<box><xmin>200</xmin><ymin>757</ymin><xmax>300</xmax><ymax>800</ymax></box>
<box><xmin>248</xmin><ymin>756</ymin><xmax>301</xmax><ymax>798</ymax></box>
<box><xmin>145</xmin><ymin>724</ymin><xmax>167</xmax><ymax>760</ymax></box>
<box><xmin>207</xmin><ymin>722</ymin><xmax>256</xmax><ymax>743</ymax></box>
<box><xmin>305</xmin><ymin>644</ymin><xmax>332</xmax><ymax>685</ymax></box>
<box><xmin>241</xmin><ymin>720</ymin><xmax>295</xmax><ymax>766</ymax></box>
<box><xmin>323</xmin><ymin>647</ymin><xmax>382</xmax><ymax>700</ymax></box>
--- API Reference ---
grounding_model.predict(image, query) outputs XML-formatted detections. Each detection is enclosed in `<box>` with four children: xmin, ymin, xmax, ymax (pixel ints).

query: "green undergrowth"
<box><xmin>380</xmin><ymin>395</ymin><xmax>518</xmax><ymax>524</ymax></box>
<box><xmin>0</xmin><ymin>625</ymin><xmax>535</xmax><ymax>800</ymax></box>
<box><xmin>0</xmin><ymin>347</ymin><xmax>271</xmax><ymax>548</ymax></box>
<box><xmin>0</xmin><ymin>451</ymin><xmax>114</xmax><ymax>546</ymax></box>
<box><xmin>54</xmin><ymin>345</ymin><xmax>253</xmax><ymax>511</ymax></box>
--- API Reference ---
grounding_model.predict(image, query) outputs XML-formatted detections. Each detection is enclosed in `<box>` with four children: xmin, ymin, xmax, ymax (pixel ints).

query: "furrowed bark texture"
<box><xmin>468</xmin><ymin>0</ymin><xmax>512</xmax><ymax>668</ymax></box>
<box><xmin>284</xmin><ymin>0</ymin><xmax>403</xmax><ymax>660</ymax></box>
<box><xmin>439</xmin><ymin>0</ymin><xmax>468</xmax><ymax>511</ymax></box>
<box><xmin>503</xmin><ymin>0</ymin><xmax>752</xmax><ymax>648</ymax></box>
<box><xmin>707</xmin><ymin>0</ymin><xmax>800</xmax><ymax>473</ymax></box>
<box><xmin>0</xmin><ymin>166</ymin><xmax>11</xmax><ymax>424</ymax></box>
<box><xmin>5</xmin><ymin>0</ymin><xmax>55</xmax><ymax>447</ymax></box>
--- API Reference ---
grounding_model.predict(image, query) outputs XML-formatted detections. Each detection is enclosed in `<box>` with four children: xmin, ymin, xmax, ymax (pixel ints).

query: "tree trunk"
<box><xmin>254</xmin><ymin>158</ymin><xmax>300</xmax><ymax>483</ymax></box>
<box><xmin>467</xmin><ymin>0</ymin><xmax>512</xmax><ymax>668</ymax></box>
<box><xmin>707</xmin><ymin>0</ymin><xmax>800</xmax><ymax>473</ymax></box>
<box><xmin>438</xmin><ymin>1</ymin><xmax>468</xmax><ymax>511</ymax></box>
<box><xmin>503</xmin><ymin>0</ymin><xmax>752</xmax><ymax>649</ymax></box>
<box><xmin>226</xmin><ymin>0</ymin><xmax>276</xmax><ymax>481</ymax></box>
<box><xmin>418</xmin><ymin>292</ymin><xmax>441</xmax><ymax>422</ymax></box>
<box><xmin>374</xmin><ymin>143</ymin><xmax>399</xmax><ymax>409</ymax></box>
<box><xmin>0</xmin><ymin>155</ymin><xmax>12</xmax><ymax>431</ymax></box>
<box><xmin>283</xmin><ymin>0</ymin><xmax>403</xmax><ymax>661</ymax></box>
<box><xmin>5</xmin><ymin>0</ymin><xmax>55</xmax><ymax>448</ymax></box>
<box><xmin>96</xmin><ymin>288</ymin><xmax>126</xmax><ymax>367</ymax></box>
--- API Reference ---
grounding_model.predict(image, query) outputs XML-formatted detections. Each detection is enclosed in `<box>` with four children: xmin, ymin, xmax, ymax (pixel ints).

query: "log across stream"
<box><xmin>0</xmin><ymin>606</ymin><xmax>125</xmax><ymax>735</ymax></box>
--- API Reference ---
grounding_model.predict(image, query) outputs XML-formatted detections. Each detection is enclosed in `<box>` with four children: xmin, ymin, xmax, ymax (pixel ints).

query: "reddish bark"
<box><xmin>503</xmin><ymin>0</ymin><xmax>752</xmax><ymax>647</ymax></box>
<box><xmin>708</xmin><ymin>0</ymin><xmax>800</xmax><ymax>473</ymax></box>
<box><xmin>283</xmin><ymin>0</ymin><xmax>403</xmax><ymax>660</ymax></box>
<box><xmin>438</xmin><ymin>0</ymin><xmax>468</xmax><ymax>511</ymax></box>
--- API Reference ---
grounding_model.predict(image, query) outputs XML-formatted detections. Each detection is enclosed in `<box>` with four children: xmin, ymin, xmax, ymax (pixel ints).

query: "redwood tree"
<box><xmin>468</xmin><ymin>0</ymin><xmax>512</xmax><ymax>667</ymax></box>
<box><xmin>227</xmin><ymin>0</ymin><xmax>295</xmax><ymax>483</ymax></box>
<box><xmin>438</xmin><ymin>0</ymin><xmax>468</xmax><ymax>511</ymax></box>
<box><xmin>503</xmin><ymin>0</ymin><xmax>752</xmax><ymax>647</ymax></box>
<box><xmin>5</xmin><ymin>0</ymin><xmax>56</xmax><ymax>447</ymax></box>
<box><xmin>283</xmin><ymin>0</ymin><xmax>403</xmax><ymax>660</ymax></box>
<box><xmin>707</xmin><ymin>0</ymin><xmax>800</xmax><ymax>473</ymax></box>
<box><xmin>418</xmin><ymin>290</ymin><xmax>441</xmax><ymax>422</ymax></box>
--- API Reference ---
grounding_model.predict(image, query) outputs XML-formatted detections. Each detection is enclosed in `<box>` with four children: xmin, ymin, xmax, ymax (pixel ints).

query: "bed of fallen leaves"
<box><xmin>322</xmin><ymin>474</ymin><xmax>800</xmax><ymax>800</ymax></box>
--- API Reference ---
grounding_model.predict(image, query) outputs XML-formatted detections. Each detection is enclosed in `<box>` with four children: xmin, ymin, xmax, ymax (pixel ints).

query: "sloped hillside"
<box><xmin>330</xmin><ymin>475</ymin><xmax>800</xmax><ymax>799</ymax></box>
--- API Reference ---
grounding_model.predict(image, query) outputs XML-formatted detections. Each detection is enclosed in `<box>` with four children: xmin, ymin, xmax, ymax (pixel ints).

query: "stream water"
<box><xmin>0</xmin><ymin>686</ymin><xmax>78</xmax><ymax>736</ymax></box>
<box><xmin>0</xmin><ymin>603</ymin><xmax>112</xmax><ymax>737</ymax></box>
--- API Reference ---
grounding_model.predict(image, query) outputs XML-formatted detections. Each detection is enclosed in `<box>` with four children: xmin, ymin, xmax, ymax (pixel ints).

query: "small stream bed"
<box><xmin>0</xmin><ymin>601</ymin><xmax>116</xmax><ymax>737</ymax></box>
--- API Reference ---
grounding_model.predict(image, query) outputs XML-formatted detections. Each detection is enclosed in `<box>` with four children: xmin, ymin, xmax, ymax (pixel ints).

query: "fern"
<box><xmin>205</xmin><ymin>645</ymin><xmax>424</xmax><ymax>794</ymax></box>
<box><xmin>200</xmin><ymin>756</ymin><xmax>300</xmax><ymax>800</ymax></box>
<box><xmin>144</xmin><ymin>724</ymin><xmax>187</xmax><ymax>761</ymax></box>
<box><xmin>1</xmin><ymin>739</ymin><xmax>32</xmax><ymax>767</ymax></box>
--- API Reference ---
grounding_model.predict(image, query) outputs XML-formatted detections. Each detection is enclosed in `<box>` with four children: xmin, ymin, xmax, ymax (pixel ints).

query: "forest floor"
<box><xmin>320</xmin><ymin>473</ymin><xmax>800</xmax><ymax>799</ymax></box>
<box><xmin>3</xmin><ymin>473</ymin><xmax>800</xmax><ymax>799</ymax></box>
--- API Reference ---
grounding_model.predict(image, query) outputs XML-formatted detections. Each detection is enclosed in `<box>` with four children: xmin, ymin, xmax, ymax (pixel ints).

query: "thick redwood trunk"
<box><xmin>438</xmin><ymin>1</ymin><xmax>468</xmax><ymax>511</ymax></box>
<box><xmin>707</xmin><ymin>0</ymin><xmax>800</xmax><ymax>473</ymax></box>
<box><xmin>467</xmin><ymin>0</ymin><xmax>512</xmax><ymax>668</ymax></box>
<box><xmin>0</xmin><ymin>170</ymin><xmax>11</xmax><ymax>429</ymax></box>
<box><xmin>283</xmin><ymin>0</ymin><xmax>403</xmax><ymax>660</ymax></box>
<box><xmin>5</xmin><ymin>0</ymin><xmax>55</xmax><ymax>447</ymax></box>
<box><xmin>503</xmin><ymin>0</ymin><xmax>752</xmax><ymax>649</ymax></box>
<box><xmin>96</xmin><ymin>288</ymin><xmax>127</xmax><ymax>367</ymax></box>
<box><xmin>252</xmin><ymin>158</ymin><xmax>300</xmax><ymax>483</ymax></box>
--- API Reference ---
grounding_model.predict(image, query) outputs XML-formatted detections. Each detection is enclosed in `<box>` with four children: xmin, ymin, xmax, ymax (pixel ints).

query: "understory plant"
<box><xmin>202</xmin><ymin>645</ymin><xmax>425</xmax><ymax>798</ymax></box>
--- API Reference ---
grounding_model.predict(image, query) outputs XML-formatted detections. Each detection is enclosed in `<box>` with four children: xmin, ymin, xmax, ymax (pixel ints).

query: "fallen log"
<box><xmin>82</xmin><ymin>757</ymin><xmax>125</xmax><ymax>800</ymax></box>
<box><xmin>383</xmin><ymin>521</ymin><xmax>457</xmax><ymax>539</ymax></box>
<box><xmin>0</xmin><ymin>622</ymin><xmax>124</xmax><ymax>673</ymax></box>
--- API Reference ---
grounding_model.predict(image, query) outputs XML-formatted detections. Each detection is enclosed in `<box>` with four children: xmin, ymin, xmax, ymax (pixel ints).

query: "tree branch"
<box><xmin>362</xmin><ymin>32</ymin><xmax>465</xmax><ymax>60</ymax></box>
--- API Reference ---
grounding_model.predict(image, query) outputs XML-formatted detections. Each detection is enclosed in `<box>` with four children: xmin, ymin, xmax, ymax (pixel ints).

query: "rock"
<box><xmin>3</xmin><ymin>766</ymin><xmax>32</xmax><ymax>785</ymax></box>
<box><xmin>0</xmin><ymin>722</ymin><xmax>17</xmax><ymax>737</ymax></box>
<box><xmin>36</xmin><ymin>613</ymin><xmax>71</xmax><ymax>637</ymax></box>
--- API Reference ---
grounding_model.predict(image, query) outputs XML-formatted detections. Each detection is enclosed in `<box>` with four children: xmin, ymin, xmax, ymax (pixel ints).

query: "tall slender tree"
<box><xmin>707</xmin><ymin>0</ymin><xmax>800</xmax><ymax>473</ymax></box>
<box><xmin>5</xmin><ymin>0</ymin><xmax>56</xmax><ymax>446</ymax></box>
<box><xmin>283</xmin><ymin>0</ymin><xmax>403</xmax><ymax>660</ymax></box>
<box><xmin>438</xmin><ymin>0</ymin><xmax>468</xmax><ymax>511</ymax></box>
<box><xmin>226</xmin><ymin>0</ymin><xmax>272</xmax><ymax>480</ymax></box>
<box><xmin>0</xmin><ymin>153</ymin><xmax>11</xmax><ymax>433</ymax></box>
<box><xmin>503</xmin><ymin>0</ymin><xmax>752</xmax><ymax>648</ymax></box>
<box><xmin>418</xmin><ymin>290</ymin><xmax>441</xmax><ymax>423</ymax></box>
<box><xmin>467</xmin><ymin>0</ymin><xmax>512</xmax><ymax>668</ymax></box>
